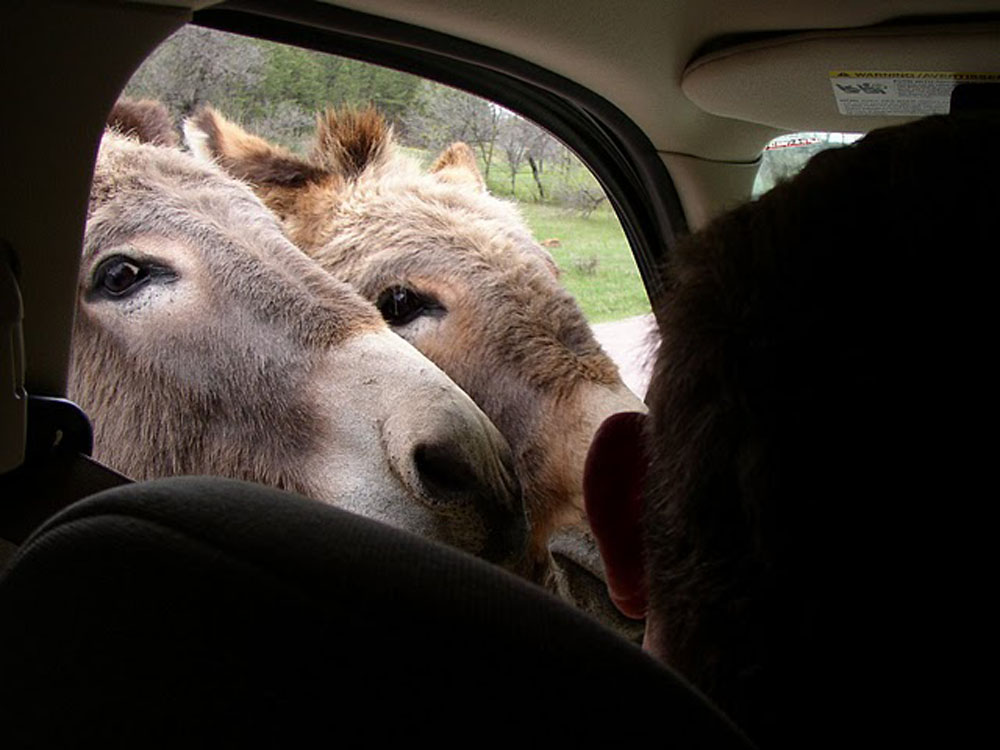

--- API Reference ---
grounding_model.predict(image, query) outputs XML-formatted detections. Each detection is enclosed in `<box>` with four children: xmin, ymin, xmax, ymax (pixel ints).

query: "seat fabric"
<box><xmin>0</xmin><ymin>476</ymin><xmax>751</xmax><ymax>747</ymax></box>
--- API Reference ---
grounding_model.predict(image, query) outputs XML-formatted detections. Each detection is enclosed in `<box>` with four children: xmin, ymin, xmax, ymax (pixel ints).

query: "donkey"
<box><xmin>184</xmin><ymin>107</ymin><xmax>647</xmax><ymax>589</ymax></box>
<box><xmin>71</xmin><ymin>99</ymin><xmax>528</xmax><ymax>570</ymax></box>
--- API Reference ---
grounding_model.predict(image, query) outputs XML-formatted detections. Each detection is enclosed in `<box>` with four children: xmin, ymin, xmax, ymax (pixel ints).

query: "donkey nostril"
<box><xmin>406</xmin><ymin>426</ymin><xmax>527</xmax><ymax>568</ymax></box>
<box><xmin>413</xmin><ymin>442</ymin><xmax>477</xmax><ymax>501</ymax></box>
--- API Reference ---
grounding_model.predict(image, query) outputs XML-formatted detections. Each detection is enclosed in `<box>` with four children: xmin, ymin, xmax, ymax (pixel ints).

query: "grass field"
<box><xmin>518</xmin><ymin>204</ymin><xmax>650</xmax><ymax>324</ymax></box>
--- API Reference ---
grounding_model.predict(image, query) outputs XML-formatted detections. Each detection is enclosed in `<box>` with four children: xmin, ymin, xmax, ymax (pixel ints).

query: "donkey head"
<box><xmin>70</xmin><ymin>99</ymin><xmax>529</xmax><ymax>570</ymax></box>
<box><xmin>186</xmin><ymin>106</ymin><xmax>646</xmax><ymax>590</ymax></box>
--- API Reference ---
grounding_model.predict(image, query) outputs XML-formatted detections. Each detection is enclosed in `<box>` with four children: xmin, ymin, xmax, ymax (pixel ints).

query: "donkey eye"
<box><xmin>376</xmin><ymin>286</ymin><xmax>442</xmax><ymax>326</ymax></box>
<box><xmin>93</xmin><ymin>255</ymin><xmax>150</xmax><ymax>298</ymax></box>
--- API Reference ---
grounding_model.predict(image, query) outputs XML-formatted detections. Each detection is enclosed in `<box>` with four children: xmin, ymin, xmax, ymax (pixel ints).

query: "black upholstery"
<box><xmin>0</xmin><ymin>448</ymin><xmax>129</xmax><ymax>546</ymax></box>
<box><xmin>0</xmin><ymin>477</ymin><xmax>752</xmax><ymax>747</ymax></box>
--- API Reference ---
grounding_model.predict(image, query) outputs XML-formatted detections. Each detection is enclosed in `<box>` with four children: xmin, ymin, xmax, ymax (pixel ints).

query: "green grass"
<box><xmin>400</xmin><ymin>146</ymin><xmax>598</xmax><ymax>204</ymax></box>
<box><xmin>519</xmin><ymin>203</ymin><xmax>650</xmax><ymax>324</ymax></box>
<box><xmin>482</xmin><ymin>160</ymin><xmax>593</xmax><ymax>204</ymax></box>
<box><xmin>399</xmin><ymin>145</ymin><xmax>651</xmax><ymax>324</ymax></box>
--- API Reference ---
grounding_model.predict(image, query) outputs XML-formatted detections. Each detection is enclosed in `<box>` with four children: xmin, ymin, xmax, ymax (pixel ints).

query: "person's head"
<box><xmin>585</xmin><ymin>113</ymin><xmax>998</xmax><ymax>745</ymax></box>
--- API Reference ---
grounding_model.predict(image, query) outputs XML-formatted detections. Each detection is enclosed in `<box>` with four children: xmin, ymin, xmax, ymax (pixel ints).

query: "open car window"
<box><xmin>125</xmin><ymin>26</ymin><xmax>653</xmax><ymax>396</ymax></box>
<box><xmin>71</xmin><ymin>23</ymin><xmax>655</xmax><ymax>638</ymax></box>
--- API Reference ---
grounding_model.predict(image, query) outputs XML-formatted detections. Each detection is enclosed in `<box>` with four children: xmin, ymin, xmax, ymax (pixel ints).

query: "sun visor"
<box><xmin>682</xmin><ymin>23</ymin><xmax>1000</xmax><ymax>132</ymax></box>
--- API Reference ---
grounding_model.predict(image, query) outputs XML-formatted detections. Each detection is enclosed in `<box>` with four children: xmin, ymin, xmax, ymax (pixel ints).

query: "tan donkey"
<box><xmin>72</xmin><ymin>100</ymin><xmax>528</xmax><ymax>570</ymax></box>
<box><xmin>184</xmin><ymin>107</ymin><xmax>647</xmax><ymax>588</ymax></box>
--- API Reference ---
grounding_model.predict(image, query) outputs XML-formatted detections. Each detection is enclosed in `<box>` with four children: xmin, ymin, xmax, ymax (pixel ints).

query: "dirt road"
<box><xmin>590</xmin><ymin>313</ymin><xmax>656</xmax><ymax>399</ymax></box>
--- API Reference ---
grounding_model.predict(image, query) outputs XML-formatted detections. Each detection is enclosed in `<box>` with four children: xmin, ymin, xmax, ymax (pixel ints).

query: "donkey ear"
<box><xmin>108</xmin><ymin>97</ymin><xmax>178</xmax><ymax>147</ymax></box>
<box><xmin>311</xmin><ymin>107</ymin><xmax>394</xmax><ymax>178</ymax></box>
<box><xmin>430</xmin><ymin>142</ymin><xmax>485</xmax><ymax>192</ymax></box>
<box><xmin>183</xmin><ymin>105</ymin><xmax>328</xmax><ymax>188</ymax></box>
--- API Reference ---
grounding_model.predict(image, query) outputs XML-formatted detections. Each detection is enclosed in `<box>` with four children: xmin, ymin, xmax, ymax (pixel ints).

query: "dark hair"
<box><xmin>643</xmin><ymin>114</ymin><xmax>998</xmax><ymax>746</ymax></box>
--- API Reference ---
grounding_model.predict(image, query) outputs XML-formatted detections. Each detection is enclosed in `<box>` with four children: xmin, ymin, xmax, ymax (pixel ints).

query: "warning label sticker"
<box><xmin>829</xmin><ymin>71</ymin><xmax>1000</xmax><ymax>116</ymax></box>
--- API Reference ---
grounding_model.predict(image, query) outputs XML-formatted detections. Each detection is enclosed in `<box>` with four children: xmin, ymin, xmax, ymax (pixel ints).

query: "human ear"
<box><xmin>583</xmin><ymin>411</ymin><xmax>649</xmax><ymax>620</ymax></box>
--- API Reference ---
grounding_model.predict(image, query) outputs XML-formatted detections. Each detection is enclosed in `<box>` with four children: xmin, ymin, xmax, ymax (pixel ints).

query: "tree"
<box><xmin>124</xmin><ymin>25</ymin><xmax>600</xmax><ymax>209</ymax></box>
<box><xmin>526</xmin><ymin>125</ymin><xmax>560</xmax><ymax>200</ymax></box>
<box><xmin>127</xmin><ymin>27</ymin><xmax>423</xmax><ymax>149</ymax></box>
<box><xmin>332</xmin><ymin>59</ymin><xmax>423</xmax><ymax>127</ymax></box>
<box><xmin>404</xmin><ymin>81</ymin><xmax>501</xmax><ymax>180</ymax></box>
<box><xmin>497</xmin><ymin>112</ymin><xmax>554</xmax><ymax>199</ymax></box>
<box><xmin>125</xmin><ymin>27</ymin><xmax>265</xmax><ymax>122</ymax></box>
<box><xmin>255</xmin><ymin>43</ymin><xmax>327</xmax><ymax>115</ymax></box>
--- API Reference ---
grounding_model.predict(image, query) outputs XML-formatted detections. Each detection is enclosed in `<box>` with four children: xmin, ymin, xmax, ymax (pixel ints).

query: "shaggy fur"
<box><xmin>77</xmin><ymin>130</ymin><xmax>381</xmax><ymax>491</ymax></box>
<box><xmin>73</xmin><ymin>113</ymin><xmax>527</xmax><ymax>569</ymax></box>
<box><xmin>643</xmin><ymin>114</ymin><xmax>998</xmax><ymax>746</ymax></box>
<box><xmin>186</xmin><ymin>105</ymin><xmax>645</xmax><ymax>569</ymax></box>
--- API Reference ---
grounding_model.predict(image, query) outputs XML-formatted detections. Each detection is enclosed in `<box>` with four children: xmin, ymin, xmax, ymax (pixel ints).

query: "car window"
<box><xmin>124</xmin><ymin>26</ymin><xmax>653</xmax><ymax>396</ymax></box>
<box><xmin>753</xmin><ymin>131</ymin><xmax>863</xmax><ymax>197</ymax></box>
<box><xmin>87</xmin><ymin>24</ymin><xmax>654</xmax><ymax>633</ymax></box>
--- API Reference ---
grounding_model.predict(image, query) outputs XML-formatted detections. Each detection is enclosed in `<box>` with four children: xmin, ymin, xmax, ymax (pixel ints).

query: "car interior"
<box><xmin>2</xmin><ymin>0</ymin><xmax>997</xmax><ymax>742</ymax></box>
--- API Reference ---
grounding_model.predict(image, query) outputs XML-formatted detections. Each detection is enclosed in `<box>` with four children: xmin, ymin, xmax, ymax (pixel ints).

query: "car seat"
<box><xmin>0</xmin><ymin>475</ymin><xmax>752</xmax><ymax>746</ymax></box>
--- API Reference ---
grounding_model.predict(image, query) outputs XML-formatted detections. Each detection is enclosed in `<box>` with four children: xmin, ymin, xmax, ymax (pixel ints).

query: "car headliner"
<box><xmin>160</xmin><ymin>0</ymin><xmax>1000</xmax><ymax>159</ymax></box>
